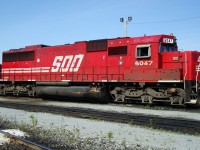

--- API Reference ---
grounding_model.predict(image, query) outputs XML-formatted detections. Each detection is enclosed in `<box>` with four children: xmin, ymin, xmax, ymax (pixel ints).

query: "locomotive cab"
<box><xmin>159</xmin><ymin>36</ymin><xmax>200</xmax><ymax>105</ymax></box>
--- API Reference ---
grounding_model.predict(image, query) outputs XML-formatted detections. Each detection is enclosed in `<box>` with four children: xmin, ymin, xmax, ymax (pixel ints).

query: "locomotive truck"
<box><xmin>1</xmin><ymin>34</ymin><xmax>200</xmax><ymax>105</ymax></box>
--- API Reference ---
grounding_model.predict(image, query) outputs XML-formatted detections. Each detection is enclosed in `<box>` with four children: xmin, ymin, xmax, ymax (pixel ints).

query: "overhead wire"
<box><xmin>133</xmin><ymin>16</ymin><xmax>200</xmax><ymax>24</ymax></box>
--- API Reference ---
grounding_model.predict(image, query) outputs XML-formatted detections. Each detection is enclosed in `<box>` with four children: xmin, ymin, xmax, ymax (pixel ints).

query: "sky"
<box><xmin>0</xmin><ymin>0</ymin><xmax>200</xmax><ymax>62</ymax></box>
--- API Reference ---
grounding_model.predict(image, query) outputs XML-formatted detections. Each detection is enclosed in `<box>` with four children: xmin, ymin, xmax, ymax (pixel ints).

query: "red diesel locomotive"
<box><xmin>1</xmin><ymin>34</ymin><xmax>200</xmax><ymax>105</ymax></box>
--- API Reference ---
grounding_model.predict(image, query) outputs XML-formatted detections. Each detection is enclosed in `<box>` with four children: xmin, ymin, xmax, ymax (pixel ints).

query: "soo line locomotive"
<box><xmin>1</xmin><ymin>34</ymin><xmax>200</xmax><ymax>106</ymax></box>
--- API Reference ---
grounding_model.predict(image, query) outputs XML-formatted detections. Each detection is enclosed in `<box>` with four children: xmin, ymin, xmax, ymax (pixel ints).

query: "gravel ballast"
<box><xmin>0</xmin><ymin>107</ymin><xmax>200</xmax><ymax>149</ymax></box>
<box><xmin>40</xmin><ymin>101</ymin><xmax>200</xmax><ymax>121</ymax></box>
<box><xmin>1</xmin><ymin>97</ymin><xmax>200</xmax><ymax>121</ymax></box>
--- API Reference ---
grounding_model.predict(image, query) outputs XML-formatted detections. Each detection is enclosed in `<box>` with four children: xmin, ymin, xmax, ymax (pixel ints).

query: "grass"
<box><xmin>2</xmin><ymin>114</ymin><xmax>196</xmax><ymax>149</ymax></box>
<box><xmin>0</xmin><ymin>115</ymin><xmax>149</xmax><ymax>150</ymax></box>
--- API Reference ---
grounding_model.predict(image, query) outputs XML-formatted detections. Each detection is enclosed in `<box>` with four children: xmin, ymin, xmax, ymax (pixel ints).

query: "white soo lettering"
<box><xmin>51</xmin><ymin>54</ymin><xmax>84</xmax><ymax>72</ymax></box>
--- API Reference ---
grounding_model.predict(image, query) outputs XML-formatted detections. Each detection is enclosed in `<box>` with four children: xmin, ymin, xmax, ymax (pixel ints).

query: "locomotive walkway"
<box><xmin>0</xmin><ymin>100</ymin><xmax>199</xmax><ymax>134</ymax></box>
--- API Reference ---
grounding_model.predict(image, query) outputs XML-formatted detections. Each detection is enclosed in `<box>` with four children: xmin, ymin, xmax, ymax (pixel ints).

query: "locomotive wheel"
<box><xmin>109</xmin><ymin>86</ymin><xmax>117</xmax><ymax>100</ymax></box>
<box><xmin>170</xmin><ymin>96</ymin><xmax>185</xmax><ymax>105</ymax></box>
<box><xmin>109</xmin><ymin>86</ymin><xmax>125</xmax><ymax>102</ymax></box>
<box><xmin>141</xmin><ymin>95</ymin><xmax>153</xmax><ymax>104</ymax></box>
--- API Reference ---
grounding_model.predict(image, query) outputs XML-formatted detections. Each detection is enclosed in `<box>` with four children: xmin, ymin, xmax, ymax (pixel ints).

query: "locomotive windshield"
<box><xmin>162</xmin><ymin>44</ymin><xmax>177</xmax><ymax>52</ymax></box>
<box><xmin>159</xmin><ymin>37</ymin><xmax>177</xmax><ymax>52</ymax></box>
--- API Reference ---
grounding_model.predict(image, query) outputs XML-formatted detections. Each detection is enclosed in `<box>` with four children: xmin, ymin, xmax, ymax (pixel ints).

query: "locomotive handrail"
<box><xmin>2</xmin><ymin>67</ymin><xmax>183</xmax><ymax>82</ymax></box>
<box><xmin>184</xmin><ymin>53</ymin><xmax>188</xmax><ymax>90</ymax></box>
<box><xmin>3</xmin><ymin>67</ymin><xmax>123</xmax><ymax>82</ymax></box>
<box><xmin>196</xmin><ymin>64</ymin><xmax>200</xmax><ymax>92</ymax></box>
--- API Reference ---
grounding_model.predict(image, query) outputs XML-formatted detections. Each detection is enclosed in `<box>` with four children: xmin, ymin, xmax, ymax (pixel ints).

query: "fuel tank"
<box><xmin>36</xmin><ymin>86</ymin><xmax>108</xmax><ymax>101</ymax></box>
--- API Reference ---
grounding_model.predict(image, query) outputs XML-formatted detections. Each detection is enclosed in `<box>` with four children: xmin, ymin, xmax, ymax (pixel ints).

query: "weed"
<box><xmin>19</xmin><ymin>122</ymin><xmax>28</xmax><ymax>131</ymax></box>
<box><xmin>149</xmin><ymin>118</ymin><xmax>156</xmax><ymax>127</ymax></box>
<box><xmin>195</xmin><ymin>132</ymin><xmax>200</xmax><ymax>136</ymax></box>
<box><xmin>144</xmin><ymin>104</ymin><xmax>151</xmax><ymax>109</ymax></box>
<box><xmin>121</xmin><ymin>139</ymin><xmax>128</xmax><ymax>149</ymax></box>
<box><xmin>107</xmin><ymin>131</ymin><xmax>113</xmax><ymax>141</ymax></box>
<box><xmin>30</xmin><ymin>114</ymin><xmax>38</xmax><ymax>128</ymax></box>
<box><xmin>128</xmin><ymin>119</ymin><xmax>135</xmax><ymax>126</ymax></box>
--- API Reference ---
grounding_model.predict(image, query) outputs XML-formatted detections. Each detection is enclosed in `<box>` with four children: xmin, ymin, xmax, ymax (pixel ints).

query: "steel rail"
<box><xmin>0</xmin><ymin>130</ymin><xmax>52</xmax><ymax>150</ymax></box>
<box><xmin>0</xmin><ymin>101</ymin><xmax>200</xmax><ymax>134</ymax></box>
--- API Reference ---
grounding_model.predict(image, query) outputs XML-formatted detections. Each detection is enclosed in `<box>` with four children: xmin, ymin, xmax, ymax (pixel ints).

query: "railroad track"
<box><xmin>0</xmin><ymin>130</ymin><xmax>52</xmax><ymax>150</ymax></box>
<box><xmin>0</xmin><ymin>101</ymin><xmax>200</xmax><ymax>134</ymax></box>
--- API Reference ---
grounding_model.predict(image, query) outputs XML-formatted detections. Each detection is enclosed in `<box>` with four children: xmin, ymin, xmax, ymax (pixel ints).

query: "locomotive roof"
<box><xmin>86</xmin><ymin>34</ymin><xmax>173</xmax><ymax>43</ymax></box>
<box><xmin>3</xmin><ymin>34</ymin><xmax>174</xmax><ymax>53</ymax></box>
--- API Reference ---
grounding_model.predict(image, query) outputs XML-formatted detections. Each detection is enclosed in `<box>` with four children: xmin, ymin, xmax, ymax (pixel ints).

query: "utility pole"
<box><xmin>120</xmin><ymin>16</ymin><xmax>132</xmax><ymax>37</ymax></box>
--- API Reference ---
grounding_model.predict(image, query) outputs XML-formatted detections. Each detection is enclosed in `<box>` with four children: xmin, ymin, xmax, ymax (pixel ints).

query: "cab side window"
<box><xmin>136</xmin><ymin>44</ymin><xmax>151</xmax><ymax>58</ymax></box>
